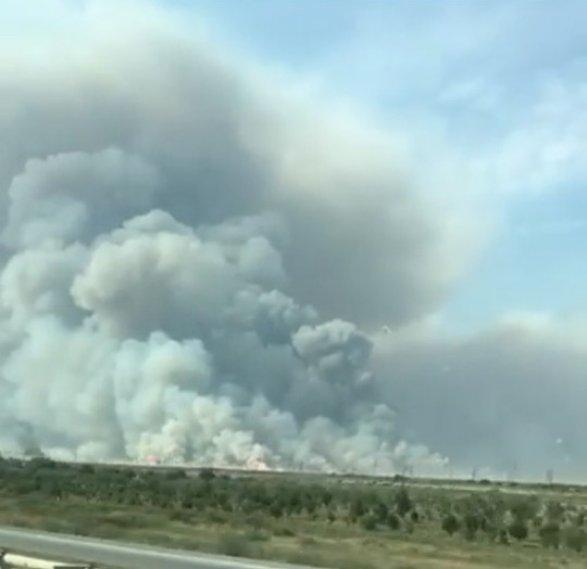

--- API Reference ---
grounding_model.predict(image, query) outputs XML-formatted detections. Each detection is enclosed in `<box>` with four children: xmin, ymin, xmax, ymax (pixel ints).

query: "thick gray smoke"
<box><xmin>0</xmin><ymin>2</ymin><xmax>456</xmax><ymax>474</ymax></box>
<box><xmin>374</xmin><ymin>315</ymin><xmax>587</xmax><ymax>482</ymax></box>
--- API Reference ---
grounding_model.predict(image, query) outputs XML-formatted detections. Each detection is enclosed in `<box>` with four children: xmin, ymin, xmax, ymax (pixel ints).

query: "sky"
<box><xmin>1</xmin><ymin>0</ymin><xmax>587</xmax><ymax>482</ymax></box>
<box><xmin>177</xmin><ymin>0</ymin><xmax>587</xmax><ymax>331</ymax></box>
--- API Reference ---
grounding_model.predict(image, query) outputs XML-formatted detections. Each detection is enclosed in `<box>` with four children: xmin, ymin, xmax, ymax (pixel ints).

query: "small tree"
<box><xmin>374</xmin><ymin>502</ymin><xmax>389</xmax><ymax>523</ymax></box>
<box><xmin>463</xmin><ymin>512</ymin><xmax>481</xmax><ymax>541</ymax></box>
<box><xmin>442</xmin><ymin>513</ymin><xmax>460</xmax><ymax>536</ymax></box>
<box><xmin>302</xmin><ymin>492</ymin><xmax>319</xmax><ymax>517</ymax></box>
<box><xmin>482</xmin><ymin>519</ymin><xmax>499</xmax><ymax>541</ymax></box>
<box><xmin>349</xmin><ymin>497</ymin><xmax>365</xmax><ymax>523</ymax></box>
<box><xmin>395</xmin><ymin>487</ymin><xmax>412</xmax><ymax>517</ymax></box>
<box><xmin>510</xmin><ymin>497</ymin><xmax>539</xmax><ymax>522</ymax></box>
<box><xmin>508</xmin><ymin>518</ymin><xmax>528</xmax><ymax>541</ymax></box>
<box><xmin>287</xmin><ymin>491</ymin><xmax>302</xmax><ymax>515</ymax></box>
<box><xmin>361</xmin><ymin>514</ymin><xmax>378</xmax><ymax>531</ymax></box>
<box><xmin>498</xmin><ymin>529</ymin><xmax>510</xmax><ymax>545</ymax></box>
<box><xmin>545</xmin><ymin>501</ymin><xmax>565</xmax><ymax>523</ymax></box>
<box><xmin>269</xmin><ymin>501</ymin><xmax>283</xmax><ymax>519</ymax></box>
<box><xmin>322</xmin><ymin>490</ymin><xmax>333</xmax><ymax>507</ymax></box>
<box><xmin>387</xmin><ymin>512</ymin><xmax>401</xmax><ymax>530</ymax></box>
<box><xmin>539</xmin><ymin>521</ymin><xmax>561</xmax><ymax>549</ymax></box>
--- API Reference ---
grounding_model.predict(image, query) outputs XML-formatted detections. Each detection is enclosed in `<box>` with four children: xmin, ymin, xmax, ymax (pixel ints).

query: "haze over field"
<box><xmin>1</xmin><ymin>0</ymin><xmax>586</xmax><ymax>481</ymax></box>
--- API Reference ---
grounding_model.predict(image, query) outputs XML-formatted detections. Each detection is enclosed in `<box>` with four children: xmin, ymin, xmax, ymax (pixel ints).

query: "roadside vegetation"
<box><xmin>1</xmin><ymin>456</ymin><xmax>587</xmax><ymax>568</ymax></box>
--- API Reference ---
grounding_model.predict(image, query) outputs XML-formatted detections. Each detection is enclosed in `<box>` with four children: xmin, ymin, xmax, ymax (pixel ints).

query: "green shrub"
<box><xmin>387</xmin><ymin>512</ymin><xmax>401</xmax><ymax>530</ymax></box>
<box><xmin>509</xmin><ymin>496</ymin><xmax>539</xmax><ymax>522</ymax></box>
<box><xmin>441</xmin><ymin>513</ymin><xmax>460</xmax><ymax>536</ymax></box>
<box><xmin>539</xmin><ymin>521</ymin><xmax>561</xmax><ymax>549</ymax></box>
<box><xmin>349</xmin><ymin>497</ymin><xmax>365</xmax><ymax>523</ymax></box>
<box><xmin>395</xmin><ymin>488</ymin><xmax>412</xmax><ymax>517</ymax></box>
<box><xmin>463</xmin><ymin>512</ymin><xmax>481</xmax><ymax>541</ymax></box>
<box><xmin>508</xmin><ymin>519</ymin><xmax>528</xmax><ymax>541</ymax></box>
<box><xmin>373</xmin><ymin>502</ymin><xmax>388</xmax><ymax>523</ymax></box>
<box><xmin>269</xmin><ymin>501</ymin><xmax>283</xmax><ymax>519</ymax></box>
<box><xmin>498</xmin><ymin>529</ymin><xmax>510</xmax><ymax>545</ymax></box>
<box><xmin>360</xmin><ymin>514</ymin><xmax>378</xmax><ymax>531</ymax></box>
<box><xmin>545</xmin><ymin>501</ymin><xmax>565</xmax><ymax>522</ymax></box>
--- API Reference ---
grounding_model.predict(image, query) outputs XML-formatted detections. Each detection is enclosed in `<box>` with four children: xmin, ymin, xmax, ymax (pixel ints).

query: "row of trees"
<box><xmin>0</xmin><ymin>457</ymin><xmax>586</xmax><ymax>552</ymax></box>
<box><xmin>436</xmin><ymin>492</ymin><xmax>587</xmax><ymax>551</ymax></box>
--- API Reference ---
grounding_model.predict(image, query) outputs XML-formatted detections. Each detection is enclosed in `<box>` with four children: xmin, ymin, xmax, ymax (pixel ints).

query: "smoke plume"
<box><xmin>0</xmin><ymin>2</ymin><xmax>459</xmax><ymax>474</ymax></box>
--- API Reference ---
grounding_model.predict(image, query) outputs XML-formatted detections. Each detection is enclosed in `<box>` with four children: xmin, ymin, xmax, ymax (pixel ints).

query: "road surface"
<box><xmin>0</xmin><ymin>527</ymin><xmax>311</xmax><ymax>569</ymax></box>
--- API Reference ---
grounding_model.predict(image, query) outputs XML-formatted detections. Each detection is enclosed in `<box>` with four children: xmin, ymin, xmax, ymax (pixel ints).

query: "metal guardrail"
<box><xmin>0</xmin><ymin>550</ymin><xmax>92</xmax><ymax>569</ymax></box>
<box><xmin>0</xmin><ymin>527</ymin><xmax>313</xmax><ymax>569</ymax></box>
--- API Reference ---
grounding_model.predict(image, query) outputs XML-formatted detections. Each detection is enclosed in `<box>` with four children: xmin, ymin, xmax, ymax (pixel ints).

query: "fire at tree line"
<box><xmin>1</xmin><ymin>455</ymin><xmax>587</xmax><ymax>562</ymax></box>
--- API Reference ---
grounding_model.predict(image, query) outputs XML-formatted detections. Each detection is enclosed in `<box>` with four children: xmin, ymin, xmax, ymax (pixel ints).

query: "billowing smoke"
<box><xmin>0</xmin><ymin>207</ymin><xmax>446</xmax><ymax>471</ymax></box>
<box><xmin>374</xmin><ymin>314</ymin><xmax>587</xmax><ymax>482</ymax></box>
<box><xmin>0</xmin><ymin>2</ymin><xmax>458</xmax><ymax>474</ymax></box>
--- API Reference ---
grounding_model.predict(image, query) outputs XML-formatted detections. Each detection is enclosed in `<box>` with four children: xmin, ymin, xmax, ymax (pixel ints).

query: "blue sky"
<box><xmin>160</xmin><ymin>0</ymin><xmax>587</xmax><ymax>331</ymax></box>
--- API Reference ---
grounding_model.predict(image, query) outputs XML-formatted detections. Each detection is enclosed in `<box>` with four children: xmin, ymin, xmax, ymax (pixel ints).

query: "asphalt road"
<box><xmin>0</xmin><ymin>527</ymin><xmax>311</xmax><ymax>569</ymax></box>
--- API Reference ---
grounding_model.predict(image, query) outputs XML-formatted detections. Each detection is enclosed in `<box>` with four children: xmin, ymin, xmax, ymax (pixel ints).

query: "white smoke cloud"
<box><xmin>3</xmin><ymin>148</ymin><xmax>159</xmax><ymax>249</ymax></box>
<box><xmin>0</xmin><ymin>0</ymin><xmax>469</xmax><ymax>474</ymax></box>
